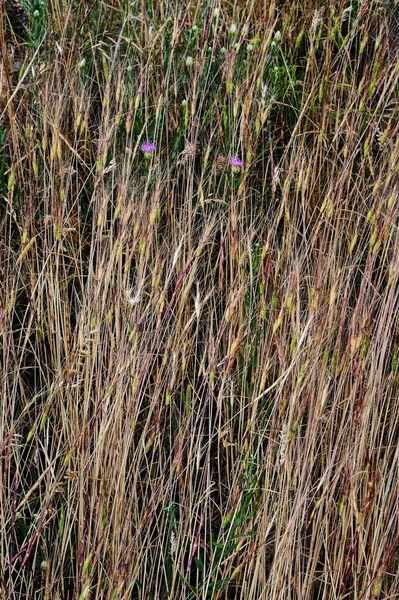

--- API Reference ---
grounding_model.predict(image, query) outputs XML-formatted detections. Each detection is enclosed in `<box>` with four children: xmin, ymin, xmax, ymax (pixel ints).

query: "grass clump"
<box><xmin>1</xmin><ymin>1</ymin><xmax>398</xmax><ymax>599</ymax></box>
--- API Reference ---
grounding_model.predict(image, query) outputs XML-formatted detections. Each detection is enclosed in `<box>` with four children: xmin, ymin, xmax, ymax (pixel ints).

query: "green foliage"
<box><xmin>22</xmin><ymin>0</ymin><xmax>47</xmax><ymax>48</ymax></box>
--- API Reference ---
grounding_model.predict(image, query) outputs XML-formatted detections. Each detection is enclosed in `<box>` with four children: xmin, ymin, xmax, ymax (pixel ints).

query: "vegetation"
<box><xmin>1</xmin><ymin>0</ymin><xmax>398</xmax><ymax>598</ymax></box>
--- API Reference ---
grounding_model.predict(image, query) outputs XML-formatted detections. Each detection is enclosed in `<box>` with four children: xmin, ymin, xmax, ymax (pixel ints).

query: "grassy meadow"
<box><xmin>1</xmin><ymin>0</ymin><xmax>399</xmax><ymax>598</ymax></box>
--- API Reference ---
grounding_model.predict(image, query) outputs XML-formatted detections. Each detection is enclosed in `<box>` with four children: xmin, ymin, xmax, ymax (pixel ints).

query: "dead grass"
<box><xmin>0</xmin><ymin>1</ymin><xmax>398</xmax><ymax>599</ymax></box>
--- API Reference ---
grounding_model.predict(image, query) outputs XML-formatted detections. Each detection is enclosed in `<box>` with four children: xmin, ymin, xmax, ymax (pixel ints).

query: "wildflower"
<box><xmin>273</xmin><ymin>30</ymin><xmax>281</xmax><ymax>43</ymax></box>
<box><xmin>228</xmin><ymin>156</ymin><xmax>243</xmax><ymax>173</ymax></box>
<box><xmin>247</xmin><ymin>43</ymin><xmax>254</xmax><ymax>52</ymax></box>
<box><xmin>78</xmin><ymin>58</ymin><xmax>86</xmax><ymax>69</ymax></box>
<box><xmin>185</xmin><ymin>56</ymin><xmax>193</xmax><ymax>67</ymax></box>
<box><xmin>213</xmin><ymin>8</ymin><xmax>220</xmax><ymax>19</ymax></box>
<box><xmin>229</xmin><ymin>23</ymin><xmax>237</xmax><ymax>35</ymax></box>
<box><xmin>141</xmin><ymin>141</ymin><xmax>156</xmax><ymax>157</ymax></box>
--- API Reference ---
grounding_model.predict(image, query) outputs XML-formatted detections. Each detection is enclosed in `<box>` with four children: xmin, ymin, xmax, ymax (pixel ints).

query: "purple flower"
<box><xmin>141</xmin><ymin>140</ymin><xmax>156</xmax><ymax>156</ymax></box>
<box><xmin>228</xmin><ymin>156</ymin><xmax>243</xmax><ymax>169</ymax></box>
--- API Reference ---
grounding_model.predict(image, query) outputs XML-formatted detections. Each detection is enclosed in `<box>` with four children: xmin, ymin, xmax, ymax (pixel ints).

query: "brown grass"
<box><xmin>0</xmin><ymin>1</ymin><xmax>398</xmax><ymax>599</ymax></box>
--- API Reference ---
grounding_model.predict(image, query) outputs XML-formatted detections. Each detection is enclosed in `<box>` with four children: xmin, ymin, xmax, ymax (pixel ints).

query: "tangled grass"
<box><xmin>1</xmin><ymin>1</ymin><xmax>398</xmax><ymax>598</ymax></box>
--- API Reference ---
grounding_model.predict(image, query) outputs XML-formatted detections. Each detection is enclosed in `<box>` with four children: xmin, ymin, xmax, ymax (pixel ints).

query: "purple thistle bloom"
<box><xmin>228</xmin><ymin>156</ymin><xmax>243</xmax><ymax>169</ymax></box>
<box><xmin>141</xmin><ymin>140</ymin><xmax>156</xmax><ymax>155</ymax></box>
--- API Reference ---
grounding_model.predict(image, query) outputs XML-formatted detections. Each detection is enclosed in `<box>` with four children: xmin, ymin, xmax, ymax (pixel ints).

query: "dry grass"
<box><xmin>1</xmin><ymin>1</ymin><xmax>398</xmax><ymax>599</ymax></box>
